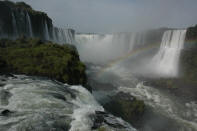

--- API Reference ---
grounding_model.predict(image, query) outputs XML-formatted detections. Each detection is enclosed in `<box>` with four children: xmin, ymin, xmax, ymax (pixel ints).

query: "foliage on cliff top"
<box><xmin>0</xmin><ymin>37</ymin><xmax>87</xmax><ymax>87</ymax></box>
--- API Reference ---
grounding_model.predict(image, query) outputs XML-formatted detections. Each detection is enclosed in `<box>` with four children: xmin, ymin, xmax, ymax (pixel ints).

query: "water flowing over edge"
<box><xmin>0</xmin><ymin>75</ymin><xmax>137</xmax><ymax>131</ymax></box>
<box><xmin>150</xmin><ymin>30</ymin><xmax>186</xmax><ymax>77</ymax></box>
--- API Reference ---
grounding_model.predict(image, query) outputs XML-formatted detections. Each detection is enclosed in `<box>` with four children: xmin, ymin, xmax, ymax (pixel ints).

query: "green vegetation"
<box><xmin>0</xmin><ymin>37</ymin><xmax>87</xmax><ymax>87</ymax></box>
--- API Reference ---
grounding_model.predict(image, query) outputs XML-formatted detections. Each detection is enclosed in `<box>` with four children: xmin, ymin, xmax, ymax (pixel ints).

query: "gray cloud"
<box><xmin>11</xmin><ymin>0</ymin><xmax>197</xmax><ymax>33</ymax></box>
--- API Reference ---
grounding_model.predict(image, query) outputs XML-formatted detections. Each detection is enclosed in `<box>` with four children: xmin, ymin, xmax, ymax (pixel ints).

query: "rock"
<box><xmin>92</xmin><ymin>111</ymin><xmax>128</xmax><ymax>130</ymax></box>
<box><xmin>0</xmin><ymin>89</ymin><xmax>12</xmax><ymax>105</ymax></box>
<box><xmin>104</xmin><ymin>92</ymin><xmax>145</xmax><ymax>125</ymax></box>
<box><xmin>186</xmin><ymin>24</ymin><xmax>197</xmax><ymax>41</ymax></box>
<box><xmin>1</xmin><ymin>109</ymin><xmax>12</xmax><ymax>116</ymax></box>
<box><xmin>3</xmin><ymin>73</ymin><xmax>17</xmax><ymax>78</ymax></box>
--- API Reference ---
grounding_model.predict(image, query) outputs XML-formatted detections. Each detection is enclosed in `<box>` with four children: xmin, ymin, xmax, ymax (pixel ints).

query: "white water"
<box><xmin>118</xmin><ymin>83</ymin><xmax>197</xmax><ymax>131</ymax></box>
<box><xmin>11</xmin><ymin>13</ymin><xmax>18</xmax><ymax>38</ymax></box>
<box><xmin>26</xmin><ymin>12</ymin><xmax>33</xmax><ymax>37</ymax></box>
<box><xmin>44</xmin><ymin>21</ymin><xmax>50</xmax><ymax>40</ymax></box>
<box><xmin>76</xmin><ymin>34</ymin><xmax>103</xmax><ymax>44</ymax></box>
<box><xmin>75</xmin><ymin>32</ymin><xmax>146</xmax><ymax>64</ymax></box>
<box><xmin>0</xmin><ymin>10</ymin><xmax>75</xmax><ymax>45</ymax></box>
<box><xmin>150</xmin><ymin>30</ymin><xmax>186</xmax><ymax>77</ymax></box>
<box><xmin>68</xmin><ymin>85</ymin><xmax>104</xmax><ymax>131</ymax></box>
<box><xmin>0</xmin><ymin>75</ymin><xmax>136</xmax><ymax>131</ymax></box>
<box><xmin>53</xmin><ymin>28</ymin><xmax>75</xmax><ymax>44</ymax></box>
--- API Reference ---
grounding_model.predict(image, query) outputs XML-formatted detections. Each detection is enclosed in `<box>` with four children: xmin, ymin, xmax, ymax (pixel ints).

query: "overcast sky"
<box><xmin>11</xmin><ymin>0</ymin><xmax>197</xmax><ymax>33</ymax></box>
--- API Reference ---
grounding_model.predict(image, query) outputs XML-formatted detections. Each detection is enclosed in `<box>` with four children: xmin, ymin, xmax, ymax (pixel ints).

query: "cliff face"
<box><xmin>186</xmin><ymin>25</ymin><xmax>197</xmax><ymax>41</ymax></box>
<box><xmin>0</xmin><ymin>1</ymin><xmax>75</xmax><ymax>44</ymax></box>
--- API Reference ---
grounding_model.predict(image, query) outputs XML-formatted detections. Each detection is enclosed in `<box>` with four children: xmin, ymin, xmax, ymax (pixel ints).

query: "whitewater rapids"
<box><xmin>118</xmin><ymin>83</ymin><xmax>197</xmax><ymax>131</ymax></box>
<box><xmin>0</xmin><ymin>74</ymin><xmax>136</xmax><ymax>131</ymax></box>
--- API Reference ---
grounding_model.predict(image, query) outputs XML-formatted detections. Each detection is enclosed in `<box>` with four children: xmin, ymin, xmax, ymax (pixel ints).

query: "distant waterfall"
<box><xmin>0</xmin><ymin>3</ymin><xmax>75</xmax><ymax>45</ymax></box>
<box><xmin>26</xmin><ymin>12</ymin><xmax>33</xmax><ymax>37</ymax></box>
<box><xmin>44</xmin><ymin>21</ymin><xmax>50</xmax><ymax>40</ymax></box>
<box><xmin>151</xmin><ymin>30</ymin><xmax>186</xmax><ymax>77</ymax></box>
<box><xmin>75</xmin><ymin>33</ymin><xmax>147</xmax><ymax>63</ymax></box>
<box><xmin>52</xmin><ymin>27</ymin><xmax>75</xmax><ymax>44</ymax></box>
<box><xmin>11</xmin><ymin>12</ymin><xmax>18</xmax><ymax>38</ymax></box>
<box><xmin>128</xmin><ymin>33</ymin><xmax>136</xmax><ymax>52</ymax></box>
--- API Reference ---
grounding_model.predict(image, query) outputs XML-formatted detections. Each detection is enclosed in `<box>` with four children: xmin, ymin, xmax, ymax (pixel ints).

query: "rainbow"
<box><xmin>97</xmin><ymin>42</ymin><xmax>160</xmax><ymax>76</ymax></box>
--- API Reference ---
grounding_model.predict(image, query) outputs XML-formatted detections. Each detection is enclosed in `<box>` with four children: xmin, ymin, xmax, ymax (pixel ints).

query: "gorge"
<box><xmin>0</xmin><ymin>0</ymin><xmax>197</xmax><ymax>131</ymax></box>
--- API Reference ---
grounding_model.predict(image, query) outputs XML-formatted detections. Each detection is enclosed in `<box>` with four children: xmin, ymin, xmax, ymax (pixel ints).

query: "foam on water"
<box><xmin>68</xmin><ymin>85</ymin><xmax>104</xmax><ymax>131</ymax></box>
<box><xmin>0</xmin><ymin>75</ymin><xmax>137</xmax><ymax>131</ymax></box>
<box><xmin>118</xmin><ymin>83</ymin><xmax>197</xmax><ymax>131</ymax></box>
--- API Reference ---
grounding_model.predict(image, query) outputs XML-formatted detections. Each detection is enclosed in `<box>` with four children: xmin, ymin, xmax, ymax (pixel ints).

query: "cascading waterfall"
<box><xmin>11</xmin><ymin>12</ymin><xmax>18</xmax><ymax>38</ymax></box>
<box><xmin>66</xmin><ymin>29</ymin><xmax>74</xmax><ymax>44</ymax></box>
<box><xmin>0</xmin><ymin>3</ymin><xmax>75</xmax><ymax>45</ymax></box>
<box><xmin>151</xmin><ymin>30</ymin><xmax>186</xmax><ymax>77</ymax></box>
<box><xmin>75</xmin><ymin>33</ymin><xmax>147</xmax><ymax>64</ymax></box>
<box><xmin>0</xmin><ymin>9</ymin><xmax>75</xmax><ymax>44</ymax></box>
<box><xmin>52</xmin><ymin>27</ymin><xmax>57</xmax><ymax>41</ymax></box>
<box><xmin>128</xmin><ymin>33</ymin><xmax>136</xmax><ymax>52</ymax></box>
<box><xmin>51</xmin><ymin>27</ymin><xmax>75</xmax><ymax>44</ymax></box>
<box><xmin>44</xmin><ymin>20</ymin><xmax>50</xmax><ymax>40</ymax></box>
<box><xmin>26</xmin><ymin>12</ymin><xmax>33</xmax><ymax>37</ymax></box>
<box><xmin>75</xmin><ymin>34</ymin><xmax>103</xmax><ymax>44</ymax></box>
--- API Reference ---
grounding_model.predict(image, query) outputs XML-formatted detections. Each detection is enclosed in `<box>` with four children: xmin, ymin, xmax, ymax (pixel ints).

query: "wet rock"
<box><xmin>92</xmin><ymin>111</ymin><xmax>128</xmax><ymax>129</ymax></box>
<box><xmin>0</xmin><ymin>90</ymin><xmax>12</xmax><ymax>105</ymax></box>
<box><xmin>0</xmin><ymin>83</ymin><xmax>5</xmax><ymax>87</ymax></box>
<box><xmin>3</xmin><ymin>73</ymin><xmax>17</xmax><ymax>78</ymax></box>
<box><xmin>1</xmin><ymin>109</ymin><xmax>13</xmax><ymax>116</ymax></box>
<box><xmin>49</xmin><ymin>92</ymin><xmax>66</xmax><ymax>101</ymax></box>
<box><xmin>104</xmin><ymin>92</ymin><xmax>145</xmax><ymax>125</ymax></box>
<box><xmin>92</xmin><ymin>112</ymin><xmax>104</xmax><ymax>129</ymax></box>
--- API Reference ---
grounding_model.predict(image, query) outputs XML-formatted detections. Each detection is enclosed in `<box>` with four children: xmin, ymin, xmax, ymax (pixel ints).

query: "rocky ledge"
<box><xmin>103</xmin><ymin>92</ymin><xmax>145</xmax><ymax>127</ymax></box>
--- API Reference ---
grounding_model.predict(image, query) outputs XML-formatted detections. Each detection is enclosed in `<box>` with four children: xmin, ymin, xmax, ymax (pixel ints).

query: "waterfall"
<box><xmin>75</xmin><ymin>33</ymin><xmax>144</xmax><ymax>63</ymax></box>
<box><xmin>52</xmin><ymin>28</ymin><xmax>75</xmax><ymax>44</ymax></box>
<box><xmin>44</xmin><ymin>21</ymin><xmax>50</xmax><ymax>40</ymax></box>
<box><xmin>26</xmin><ymin>12</ymin><xmax>33</xmax><ymax>37</ymax></box>
<box><xmin>151</xmin><ymin>30</ymin><xmax>186</xmax><ymax>77</ymax></box>
<box><xmin>11</xmin><ymin>12</ymin><xmax>18</xmax><ymax>38</ymax></box>
<box><xmin>52</xmin><ymin>27</ymin><xmax>57</xmax><ymax>42</ymax></box>
<box><xmin>128</xmin><ymin>33</ymin><xmax>136</xmax><ymax>52</ymax></box>
<box><xmin>66</xmin><ymin>29</ymin><xmax>74</xmax><ymax>44</ymax></box>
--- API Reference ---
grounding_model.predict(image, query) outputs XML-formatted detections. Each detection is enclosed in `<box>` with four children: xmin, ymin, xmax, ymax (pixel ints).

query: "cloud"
<box><xmin>11</xmin><ymin>0</ymin><xmax>197</xmax><ymax>33</ymax></box>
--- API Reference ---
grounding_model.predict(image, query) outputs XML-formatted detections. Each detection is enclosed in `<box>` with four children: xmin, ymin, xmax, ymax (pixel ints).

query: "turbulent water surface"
<box><xmin>77</xmin><ymin>30</ymin><xmax>197</xmax><ymax>131</ymax></box>
<box><xmin>0</xmin><ymin>75</ymin><xmax>136</xmax><ymax>131</ymax></box>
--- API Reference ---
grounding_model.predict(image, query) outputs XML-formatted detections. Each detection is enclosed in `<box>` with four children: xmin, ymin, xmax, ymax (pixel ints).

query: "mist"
<box><xmin>10</xmin><ymin>0</ymin><xmax>197</xmax><ymax>33</ymax></box>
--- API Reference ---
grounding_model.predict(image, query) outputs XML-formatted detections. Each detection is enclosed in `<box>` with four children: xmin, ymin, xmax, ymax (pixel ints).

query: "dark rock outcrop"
<box><xmin>186</xmin><ymin>25</ymin><xmax>197</xmax><ymax>41</ymax></box>
<box><xmin>92</xmin><ymin>111</ymin><xmax>131</xmax><ymax>130</ymax></box>
<box><xmin>103</xmin><ymin>92</ymin><xmax>145</xmax><ymax>126</ymax></box>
